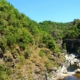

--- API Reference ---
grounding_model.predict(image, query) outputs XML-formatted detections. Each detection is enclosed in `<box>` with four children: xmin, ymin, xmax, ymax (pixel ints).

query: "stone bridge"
<box><xmin>62</xmin><ymin>39</ymin><xmax>80</xmax><ymax>53</ymax></box>
<box><xmin>63</xmin><ymin>39</ymin><xmax>80</xmax><ymax>42</ymax></box>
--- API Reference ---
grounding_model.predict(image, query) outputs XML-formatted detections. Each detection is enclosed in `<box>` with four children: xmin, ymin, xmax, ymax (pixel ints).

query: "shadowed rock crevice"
<box><xmin>62</xmin><ymin>39</ymin><xmax>80</xmax><ymax>53</ymax></box>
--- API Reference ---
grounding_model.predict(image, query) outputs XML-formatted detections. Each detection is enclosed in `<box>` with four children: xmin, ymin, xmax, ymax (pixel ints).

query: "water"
<box><xmin>57</xmin><ymin>64</ymin><xmax>80</xmax><ymax>80</ymax></box>
<box><xmin>58</xmin><ymin>53</ymin><xmax>80</xmax><ymax>80</ymax></box>
<box><xmin>64</xmin><ymin>76</ymin><xmax>80</xmax><ymax>80</ymax></box>
<box><xmin>63</xmin><ymin>65</ymin><xmax>80</xmax><ymax>80</ymax></box>
<box><xmin>67</xmin><ymin>65</ymin><xmax>78</xmax><ymax>72</ymax></box>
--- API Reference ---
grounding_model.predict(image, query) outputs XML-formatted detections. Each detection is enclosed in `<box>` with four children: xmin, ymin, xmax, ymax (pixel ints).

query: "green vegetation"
<box><xmin>24</xmin><ymin>48</ymin><xmax>31</xmax><ymax>59</ymax></box>
<box><xmin>45</xmin><ymin>61</ymin><xmax>53</xmax><ymax>70</ymax></box>
<box><xmin>0</xmin><ymin>64</ymin><xmax>11</xmax><ymax>80</ymax></box>
<box><xmin>39</xmin><ymin>50</ymin><xmax>45</xmax><ymax>57</ymax></box>
<box><xmin>0</xmin><ymin>0</ymin><xmax>60</xmax><ymax>54</ymax></box>
<box><xmin>0</xmin><ymin>0</ymin><xmax>80</xmax><ymax>79</ymax></box>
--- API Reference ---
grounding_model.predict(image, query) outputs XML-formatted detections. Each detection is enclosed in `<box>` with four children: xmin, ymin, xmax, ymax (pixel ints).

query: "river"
<box><xmin>57</xmin><ymin>64</ymin><xmax>80</xmax><ymax>80</ymax></box>
<box><xmin>59</xmin><ymin>55</ymin><xmax>80</xmax><ymax>80</ymax></box>
<box><xmin>63</xmin><ymin>76</ymin><xmax>80</xmax><ymax>80</ymax></box>
<box><xmin>54</xmin><ymin>64</ymin><xmax>80</xmax><ymax>80</ymax></box>
<box><xmin>63</xmin><ymin>62</ymin><xmax>80</xmax><ymax>80</ymax></box>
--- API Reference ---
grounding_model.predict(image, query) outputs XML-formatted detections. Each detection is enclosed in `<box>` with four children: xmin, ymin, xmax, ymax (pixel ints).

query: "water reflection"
<box><xmin>62</xmin><ymin>64</ymin><xmax>80</xmax><ymax>80</ymax></box>
<box><xmin>65</xmin><ymin>76</ymin><xmax>80</xmax><ymax>80</ymax></box>
<box><xmin>67</xmin><ymin>65</ymin><xmax>78</xmax><ymax>72</ymax></box>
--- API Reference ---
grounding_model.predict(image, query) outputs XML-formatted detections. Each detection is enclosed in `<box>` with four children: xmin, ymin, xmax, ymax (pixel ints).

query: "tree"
<box><xmin>77</xmin><ymin>20</ymin><xmax>80</xmax><ymax>30</ymax></box>
<box><xmin>0</xmin><ymin>0</ymin><xmax>6</xmax><ymax>2</ymax></box>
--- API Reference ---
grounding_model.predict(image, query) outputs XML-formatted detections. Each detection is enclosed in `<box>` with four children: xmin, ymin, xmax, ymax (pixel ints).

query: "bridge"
<box><xmin>63</xmin><ymin>39</ymin><xmax>80</xmax><ymax>42</ymax></box>
<box><xmin>62</xmin><ymin>39</ymin><xmax>80</xmax><ymax>52</ymax></box>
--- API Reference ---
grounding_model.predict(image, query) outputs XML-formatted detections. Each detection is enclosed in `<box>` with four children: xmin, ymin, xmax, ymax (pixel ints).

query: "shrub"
<box><xmin>39</xmin><ymin>50</ymin><xmax>45</xmax><ymax>57</ymax></box>
<box><xmin>0</xmin><ymin>36</ymin><xmax>7</xmax><ymax>52</ymax></box>
<box><xmin>24</xmin><ymin>49</ymin><xmax>31</xmax><ymax>59</ymax></box>
<box><xmin>19</xmin><ymin>56</ymin><xmax>24</xmax><ymax>65</ymax></box>
<box><xmin>45</xmin><ymin>61</ymin><xmax>53</xmax><ymax>70</ymax></box>
<box><xmin>0</xmin><ymin>64</ymin><xmax>10</xmax><ymax>80</ymax></box>
<box><xmin>19</xmin><ymin>43</ymin><xmax>26</xmax><ymax>50</ymax></box>
<box><xmin>46</xmin><ymin>40</ymin><xmax>55</xmax><ymax>51</ymax></box>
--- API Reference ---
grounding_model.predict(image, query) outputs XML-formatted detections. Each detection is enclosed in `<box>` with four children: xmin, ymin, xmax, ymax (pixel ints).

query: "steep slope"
<box><xmin>0</xmin><ymin>0</ymin><xmax>64</xmax><ymax>80</ymax></box>
<box><xmin>39</xmin><ymin>19</ymin><xmax>80</xmax><ymax>53</ymax></box>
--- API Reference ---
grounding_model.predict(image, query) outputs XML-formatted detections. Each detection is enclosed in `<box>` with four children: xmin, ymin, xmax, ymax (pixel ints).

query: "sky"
<box><xmin>7</xmin><ymin>0</ymin><xmax>80</xmax><ymax>23</ymax></box>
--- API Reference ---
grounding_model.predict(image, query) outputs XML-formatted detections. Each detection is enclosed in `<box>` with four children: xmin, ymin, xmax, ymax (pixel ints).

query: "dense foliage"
<box><xmin>0</xmin><ymin>0</ymin><xmax>80</xmax><ymax>79</ymax></box>
<box><xmin>0</xmin><ymin>0</ymin><xmax>59</xmax><ymax>53</ymax></box>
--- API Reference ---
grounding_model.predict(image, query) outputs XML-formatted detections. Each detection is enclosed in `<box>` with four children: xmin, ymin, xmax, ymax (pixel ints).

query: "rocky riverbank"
<box><xmin>48</xmin><ymin>53</ymin><xmax>80</xmax><ymax>80</ymax></box>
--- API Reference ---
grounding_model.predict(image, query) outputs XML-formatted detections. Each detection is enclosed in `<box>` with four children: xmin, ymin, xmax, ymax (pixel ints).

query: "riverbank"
<box><xmin>49</xmin><ymin>53</ymin><xmax>80</xmax><ymax>80</ymax></box>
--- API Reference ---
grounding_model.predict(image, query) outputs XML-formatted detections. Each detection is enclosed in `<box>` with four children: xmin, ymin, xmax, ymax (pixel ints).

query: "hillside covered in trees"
<box><xmin>0</xmin><ymin>0</ymin><xmax>80</xmax><ymax>80</ymax></box>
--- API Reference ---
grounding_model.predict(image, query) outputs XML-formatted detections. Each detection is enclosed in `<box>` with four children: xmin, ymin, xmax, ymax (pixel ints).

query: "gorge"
<box><xmin>0</xmin><ymin>0</ymin><xmax>80</xmax><ymax>80</ymax></box>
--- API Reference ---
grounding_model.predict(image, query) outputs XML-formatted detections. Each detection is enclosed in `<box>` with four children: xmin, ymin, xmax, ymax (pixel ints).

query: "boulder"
<box><xmin>15</xmin><ymin>58</ymin><xmax>19</xmax><ymax>63</ymax></box>
<box><xmin>44</xmin><ymin>49</ymin><xmax>50</xmax><ymax>54</ymax></box>
<box><xmin>7</xmin><ymin>57</ymin><xmax>13</xmax><ymax>62</ymax></box>
<box><xmin>77</xmin><ymin>62</ymin><xmax>80</xmax><ymax>67</ymax></box>
<box><xmin>50</xmin><ymin>55</ymin><xmax>55</xmax><ymax>61</ymax></box>
<box><xmin>75</xmin><ymin>69</ymin><xmax>80</xmax><ymax>74</ymax></box>
<box><xmin>53</xmin><ymin>53</ymin><xmax>59</xmax><ymax>57</ymax></box>
<box><xmin>3</xmin><ymin>55</ymin><xmax>7</xmax><ymax>61</ymax></box>
<box><xmin>3</xmin><ymin>54</ymin><xmax>13</xmax><ymax>63</ymax></box>
<box><xmin>16</xmin><ymin>48</ymin><xmax>20</xmax><ymax>54</ymax></box>
<box><xmin>38</xmin><ymin>43</ymin><xmax>46</xmax><ymax>48</ymax></box>
<box><xmin>49</xmin><ymin>67</ymin><xmax>57</xmax><ymax>72</ymax></box>
<box><xmin>62</xmin><ymin>49</ymin><xmax>67</xmax><ymax>54</ymax></box>
<box><xmin>34</xmin><ymin>67</ymin><xmax>40</xmax><ymax>74</ymax></box>
<box><xmin>12</xmin><ymin>53</ymin><xmax>17</xmax><ymax>59</ymax></box>
<box><xmin>35</xmin><ymin>62</ymin><xmax>40</xmax><ymax>66</ymax></box>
